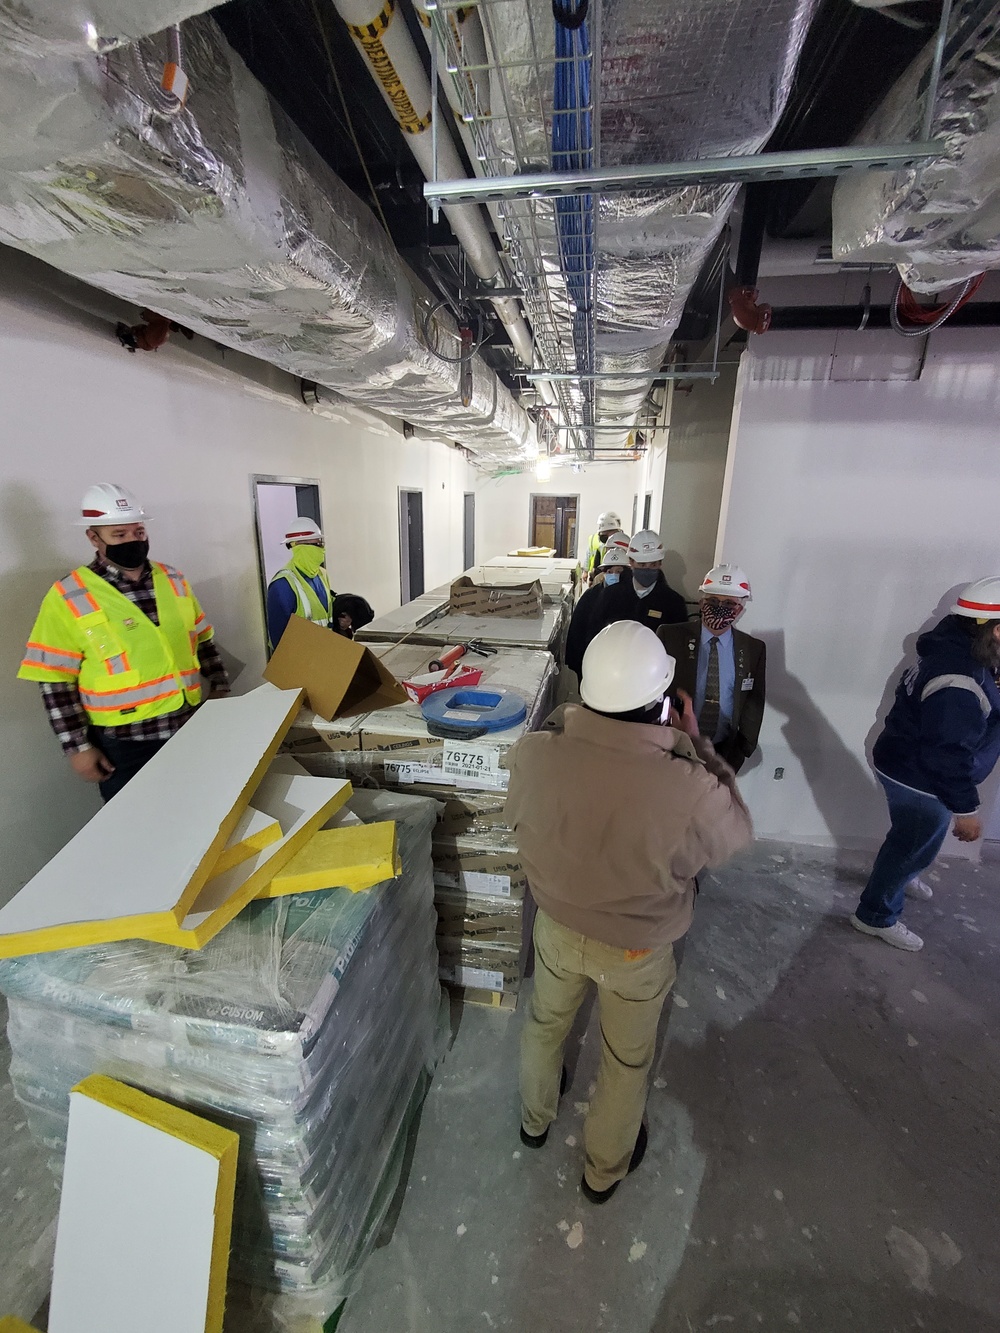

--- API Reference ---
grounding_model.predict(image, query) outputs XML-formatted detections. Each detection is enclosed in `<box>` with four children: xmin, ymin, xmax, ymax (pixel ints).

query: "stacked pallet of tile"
<box><xmin>288</xmin><ymin>642</ymin><xmax>558</xmax><ymax>1008</ymax></box>
<box><xmin>0</xmin><ymin>788</ymin><xmax>443</xmax><ymax>1332</ymax></box>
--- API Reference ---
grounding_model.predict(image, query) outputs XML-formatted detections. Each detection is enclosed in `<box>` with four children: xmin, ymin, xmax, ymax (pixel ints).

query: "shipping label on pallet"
<box><xmin>442</xmin><ymin>741</ymin><xmax>509</xmax><ymax>789</ymax></box>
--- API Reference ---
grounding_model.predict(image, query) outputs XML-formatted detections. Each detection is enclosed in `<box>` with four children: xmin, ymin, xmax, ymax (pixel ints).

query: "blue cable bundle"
<box><xmin>552</xmin><ymin>0</ymin><xmax>595</xmax><ymax>385</ymax></box>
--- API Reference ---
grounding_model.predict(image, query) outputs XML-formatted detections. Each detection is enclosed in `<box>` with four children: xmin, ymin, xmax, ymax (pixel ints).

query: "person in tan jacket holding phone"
<box><xmin>504</xmin><ymin>621</ymin><xmax>753</xmax><ymax>1204</ymax></box>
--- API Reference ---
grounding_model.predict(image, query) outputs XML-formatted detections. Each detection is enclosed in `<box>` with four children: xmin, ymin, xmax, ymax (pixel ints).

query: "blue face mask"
<box><xmin>604</xmin><ymin>571</ymin><xmax>620</xmax><ymax>586</ymax></box>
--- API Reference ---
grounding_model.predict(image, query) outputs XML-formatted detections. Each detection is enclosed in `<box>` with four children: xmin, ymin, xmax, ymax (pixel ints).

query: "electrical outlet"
<box><xmin>774</xmin><ymin>767</ymin><xmax>784</xmax><ymax>780</ymax></box>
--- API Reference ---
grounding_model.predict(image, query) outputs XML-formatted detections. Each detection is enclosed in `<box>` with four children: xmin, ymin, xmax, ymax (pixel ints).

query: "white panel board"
<box><xmin>48</xmin><ymin>1081</ymin><xmax>236</xmax><ymax>1333</ymax></box>
<box><xmin>0</xmin><ymin>685</ymin><xmax>301</xmax><ymax>945</ymax></box>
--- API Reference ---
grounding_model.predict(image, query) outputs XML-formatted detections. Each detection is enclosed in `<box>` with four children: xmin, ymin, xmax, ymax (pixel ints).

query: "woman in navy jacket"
<box><xmin>852</xmin><ymin>579</ymin><xmax>1000</xmax><ymax>952</ymax></box>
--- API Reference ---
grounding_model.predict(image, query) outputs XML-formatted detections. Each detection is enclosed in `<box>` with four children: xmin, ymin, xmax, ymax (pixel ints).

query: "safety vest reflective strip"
<box><xmin>78</xmin><ymin>673</ymin><xmax>188</xmax><ymax>712</ymax></box>
<box><xmin>54</xmin><ymin>572</ymin><xmax>101</xmax><ymax>619</ymax></box>
<box><xmin>21</xmin><ymin>641</ymin><xmax>84</xmax><ymax>674</ymax></box>
<box><xmin>280</xmin><ymin>568</ymin><xmax>330</xmax><ymax>622</ymax></box>
<box><xmin>159</xmin><ymin>563</ymin><xmax>190</xmax><ymax>599</ymax></box>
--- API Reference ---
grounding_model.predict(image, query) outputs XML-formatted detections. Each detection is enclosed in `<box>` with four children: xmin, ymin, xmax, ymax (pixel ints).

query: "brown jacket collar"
<box><xmin>542</xmin><ymin>702</ymin><xmax>706</xmax><ymax>767</ymax></box>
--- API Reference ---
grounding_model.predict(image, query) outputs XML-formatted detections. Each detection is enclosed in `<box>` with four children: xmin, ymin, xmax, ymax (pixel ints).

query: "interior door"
<box><xmin>530</xmin><ymin>495</ymin><xmax>579</xmax><ymax>558</ymax></box>
<box><xmin>399</xmin><ymin>489</ymin><xmax>425</xmax><ymax>603</ymax></box>
<box><xmin>463</xmin><ymin>492</ymin><xmax>476</xmax><ymax>570</ymax></box>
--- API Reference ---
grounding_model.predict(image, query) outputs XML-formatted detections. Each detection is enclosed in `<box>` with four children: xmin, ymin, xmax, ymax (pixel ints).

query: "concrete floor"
<box><xmin>2</xmin><ymin>840</ymin><xmax>998</xmax><ymax>1331</ymax></box>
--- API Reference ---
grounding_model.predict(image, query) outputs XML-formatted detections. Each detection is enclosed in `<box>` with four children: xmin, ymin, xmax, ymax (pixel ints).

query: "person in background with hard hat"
<box><xmin>583</xmin><ymin>511</ymin><xmax>623</xmax><ymax>584</ymax></box>
<box><xmin>589</xmin><ymin>531</ymin><xmax>630</xmax><ymax>587</ymax></box>
<box><xmin>850</xmin><ymin>579</ymin><xmax>1000</xmax><ymax>953</ymax></box>
<box><xmin>594</xmin><ymin>529</ymin><xmax>688</xmax><ymax>634</ymax></box>
<box><xmin>506</xmin><ymin>622</ymin><xmax>752</xmax><ymax>1203</ymax></box>
<box><xmin>266</xmin><ymin>518</ymin><xmax>334</xmax><ymax>651</ymax></box>
<box><xmin>658</xmin><ymin>564</ymin><xmax>766</xmax><ymax>773</ymax></box>
<box><xmin>18</xmin><ymin>483</ymin><xmax>230</xmax><ymax>802</ymax></box>
<box><xmin>565</xmin><ymin>546</ymin><xmax>630</xmax><ymax>681</ymax></box>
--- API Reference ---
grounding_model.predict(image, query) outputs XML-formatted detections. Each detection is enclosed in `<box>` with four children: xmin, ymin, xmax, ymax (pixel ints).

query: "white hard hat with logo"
<box><xmin>76</xmin><ymin>483</ymin><xmax>149</xmax><ymax>527</ymax></box>
<box><xmin>284</xmin><ymin>518</ymin><xmax>324</xmax><ymax>545</ymax></box>
<box><xmin>952</xmin><ymin>577</ymin><xmax>1000</xmax><ymax>620</ymax></box>
<box><xmin>628</xmin><ymin>529</ymin><xmax>665</xmax><ymax>563</ymax></box>
<box><xmin>601</xmin><ymin>546</ymin><xmax>630</xmax><ymax>569</ymax></box>
<box><xmin>580</xmin><ymin>622</ymin><xmax>676</xmax><ymax>713</ymax></box>
<box><xmin>603</xmin><ymin>530</ymin><xmax>630</xmax><ymax>554</ymax></box>
<box><xmin>597</xmin><ymin>510</ymin><xmax>622</xmax><ymax>532</ymax></box>
<box><xmin>700</xmin><ymin>563</ymin><xmax>752</xmax><ymax>601</ymax></box>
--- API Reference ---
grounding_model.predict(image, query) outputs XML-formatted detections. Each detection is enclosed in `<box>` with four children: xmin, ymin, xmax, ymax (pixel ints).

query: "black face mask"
<box><xmin>104</xmin><ymin>539</ymin><xmax>150</xmax><ymax>570</ymax></box>
<box><xmin>633</xmin><ymin>568</ymin><xmax>659</xmax><ymax>588</ymax></box>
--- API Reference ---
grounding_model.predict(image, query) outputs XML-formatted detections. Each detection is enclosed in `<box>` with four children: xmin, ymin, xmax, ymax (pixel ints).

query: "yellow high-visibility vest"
<box><xmin>18</xmin><ymin>563</ymin><xmax>210</xmax><ymax>727</ymax></box>
<box><xmin>585</xmin><ymin>531</ymin><xmax>606</xmax><ymax>575</ymax></box>
<box><xmin>267</xmin><ymin>565</ymin><xmax>332</xmax><ymax>650</ymax></box>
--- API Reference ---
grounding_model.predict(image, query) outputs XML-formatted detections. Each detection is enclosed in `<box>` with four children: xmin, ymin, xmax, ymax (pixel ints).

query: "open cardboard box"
<box><xmin>263</xmin><ymin>614</ymin><xmax>407</xmax><ymax>720</ymax></box>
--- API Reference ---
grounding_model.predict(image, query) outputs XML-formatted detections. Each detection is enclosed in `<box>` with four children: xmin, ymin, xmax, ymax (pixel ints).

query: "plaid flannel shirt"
<box><xmin>40</xmin><ymin>555</ymin><xmax>229</xmax><ymax>754</ymax></box>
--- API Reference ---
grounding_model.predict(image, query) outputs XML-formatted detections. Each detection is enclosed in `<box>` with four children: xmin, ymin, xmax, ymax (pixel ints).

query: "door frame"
<box><xmin>398</xmin><ymin>487</ymin><xmax>425</xmax><ymax>604</ymax></box>
<box><xmin>250</xmin><ymin>473</ymin><xmax>322</xmax><ymax>654</ymax></box>
<box><xmin>529</xmin><ymin>493</ymin><xmax>580</xmax><ymax>559</ymax></box>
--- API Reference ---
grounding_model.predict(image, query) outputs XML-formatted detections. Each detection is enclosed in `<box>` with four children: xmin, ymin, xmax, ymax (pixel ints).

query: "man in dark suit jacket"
<box><xmin>657</xmin><ymin>564</ymin><xmax>765</xmax><ymax>773</ymax></box>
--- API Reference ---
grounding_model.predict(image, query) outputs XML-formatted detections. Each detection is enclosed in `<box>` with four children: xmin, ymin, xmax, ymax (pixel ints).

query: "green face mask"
<box><xmin>290</xmin><ymin>544</ymin><xmax>326</xmax><ymax>578</ymax></box>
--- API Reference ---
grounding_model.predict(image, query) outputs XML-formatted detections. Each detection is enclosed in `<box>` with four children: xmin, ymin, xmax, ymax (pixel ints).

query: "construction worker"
<box><xmin>658</xmin><ymin>564</ymin><xmax>766</xmax><ymax>773</ymax></box>
<box><xmin>565</xmin><ymin>546</ymin><xmax>630</xmax><ymax>679</ymax></box>
<box><xmin>583</xmin><ymin>511</ymin><xmax>623</xmax><ymax>583</ymax></box>
<box><xmin>851</xmin><ymin>578</ymin><xmax>1000</xmax><ymax>952</ymax></box>
<box><xmin>18</xmin><ymin>483</ymin><xmax>230</xmax><ymax>802</ymax></box>
<box><xmin>506</xmin><ymin>622</ymin><xmax>753</xmax><ymax>1203</ymax></box>
<box><xmin>266</xmin><ymin>518</ymin><xmax>333</xmax><ymax>651</ymax></box>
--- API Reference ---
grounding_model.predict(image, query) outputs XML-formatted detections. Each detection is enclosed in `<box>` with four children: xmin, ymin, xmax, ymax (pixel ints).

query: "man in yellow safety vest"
<box><xmin>266</xmin><ymin>517</ymin><xmax>334</xmax><ymax>652</ymax></box>
<box><xmin>18</xmin><ymin>483</ymin><xmax>230</xmax><ymax>801</ymax></box>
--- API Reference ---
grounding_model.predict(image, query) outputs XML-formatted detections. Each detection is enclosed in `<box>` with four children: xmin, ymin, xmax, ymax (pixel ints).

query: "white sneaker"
<box><xmin>905</xmin><ymin>877</ymin><xmax>934</xmax><ymax>901</ymax></box>
<box><xmin>850</xmin><ymin>914</ymin><xmax>924</xmax><ymax>952</ymax></box>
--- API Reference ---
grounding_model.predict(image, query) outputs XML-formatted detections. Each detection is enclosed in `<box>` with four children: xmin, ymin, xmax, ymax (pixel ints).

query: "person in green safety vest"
<box><xmin>584</xmin><ymin>511</ymin><xmax>624</xmax><ymax>584</ymax></box>
<box><xmin>266</xmin><ymin>518</ymin><xmax>335</xmax><ymax>651</ymax></box>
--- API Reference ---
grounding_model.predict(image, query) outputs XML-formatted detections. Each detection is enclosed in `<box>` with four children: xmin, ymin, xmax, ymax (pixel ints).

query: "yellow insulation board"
<box><xmin>261</xmin><ymin>821</ymin><xmax>400</xmax><ymax>898</ymax></box>
<box><xmin>209</xmin><ymin>807</ymin><xmax>283</xmax><ymax>879</ymax></box>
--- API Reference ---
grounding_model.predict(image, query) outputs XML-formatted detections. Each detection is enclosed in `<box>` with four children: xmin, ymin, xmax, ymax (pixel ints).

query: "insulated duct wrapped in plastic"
<box><xmin>0</xmin><ymin>15</ymin><xmax>531</xmax><ymax>459</ymax></box>
<box><xmin>482</xmin><ymin>0</ymin><xmax>816</xmax><ymax>443</ymax></box>
<box><xmin>832</xmin><ymin>0</ymin><xmax>1000</xmax><ymax>292</ymax></box>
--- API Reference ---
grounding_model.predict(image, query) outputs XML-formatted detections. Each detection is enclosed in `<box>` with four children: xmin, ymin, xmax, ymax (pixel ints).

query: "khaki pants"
<box><xmin>520</xmin><ymin>909</ymin><xmax>676</xmax><ymax>1192</ymax></box>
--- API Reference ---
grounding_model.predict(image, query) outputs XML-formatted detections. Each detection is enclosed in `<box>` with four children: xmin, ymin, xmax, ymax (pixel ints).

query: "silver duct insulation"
<box><xmin>0</xmin><ymin>15</ymin><xmax>532</xmax><ymax>460</ymax></box>
<box><xmin>480</xmin><ymin>0</ymin><xmax>816</xmax><ymax>444</ymax></box>
<box><xmin>832</xmin><ymin>0</ymin><xmax>1000</xmax><ymax>293</ymax></box>
<box><xmin>0</xmin><ymin>0</ymin><xmax>220</xmax><ymax>56</ymax></box>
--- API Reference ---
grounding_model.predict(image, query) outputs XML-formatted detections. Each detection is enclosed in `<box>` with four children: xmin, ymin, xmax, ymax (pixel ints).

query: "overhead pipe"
<box><xmin>729</xmin><ymin>183</ymin><xmax>772</xmax><ymax>334</ymax></box>
<box><xmin>330</xmin><ymin>0</ymin><xmax>557</xmax><ymax>404</ymax></box>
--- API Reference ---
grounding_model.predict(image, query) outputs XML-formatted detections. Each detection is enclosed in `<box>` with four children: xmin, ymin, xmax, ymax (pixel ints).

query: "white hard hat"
<box><xmin>597</xmin><ymin>511</ymin><xmax>622</xmax><ymax>532</ymax></box>
<box><xmin>604</xmin><ymin>530</ymin><xmax>630</xmax><ymax>554</ymax></box>
<box><xmin>601</xmin><ymin>546</ymin><xmax>630</xmax><ymax>569</ymax></box>
<box><xmin>700</xmin><ymin>563</ymin><xmax>752</xmax><ymax>601</ymax></box>
<box><xmin>580</xmin><ymin>622</ymin><xmax>676</xmax><ymax>714</ymax></box>
<box><xmin>284</xmin><ymin>517</ymin><xmax>324</xmax><ymax>544</ymax></box>
<box><xmin>76</xmin><ymin>482</ymin><xmax>149</xmax><ymax>527</ymax></box>
<box><xmin>628</xmin><ymin>529</ymin><xmax>664</xmax><ymax>563</ymax></box>
<box><xmin>951</xmin><ymin>577</ymin><xmax>1000</xmax><ymax>619</ymax></box>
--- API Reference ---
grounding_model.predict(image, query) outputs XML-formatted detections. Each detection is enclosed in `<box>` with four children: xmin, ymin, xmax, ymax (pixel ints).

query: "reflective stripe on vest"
<box><xmin>54</xmin><ymin>571</ymin><xmax>101</xmax><ymax>619</ymax></box>
<box><xmin>21</xmin><ymin>641</ymin><xmax>83</xmax><ymax>674</ymax></box>
<box><xmin>78</xmin><ymin>673</ymin><xmax>189</xmax><ymax>712</ymax></box>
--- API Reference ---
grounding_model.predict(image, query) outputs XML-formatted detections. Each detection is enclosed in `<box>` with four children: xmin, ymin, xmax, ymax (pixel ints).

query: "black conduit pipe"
<box><xmin>767</xmin><ymin>303</ymin><xmax>1000</xmax><ymax>331</ymax></box>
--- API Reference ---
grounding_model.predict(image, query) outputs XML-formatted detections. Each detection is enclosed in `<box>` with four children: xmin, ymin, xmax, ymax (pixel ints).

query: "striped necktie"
<box><xmin>700</xmin><ymin>637</ymin><xmax>720</xmax><ymax>741</ymax></box>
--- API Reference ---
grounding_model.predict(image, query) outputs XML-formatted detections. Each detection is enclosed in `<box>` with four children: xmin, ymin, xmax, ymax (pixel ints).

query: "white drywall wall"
<box><xmin>0</xmin><ymin>255</ymin><xmax>476</xmax><ymax>905</ymax></box>
<box><xmin>475</xmin><ymin>460</ymin><xmax>650</xmax><ymax>561</ymax></box>
<box><xmin>719</xmin><ymin>328</ymin><xmax>1000</xmax><ymax>850</ymax></box>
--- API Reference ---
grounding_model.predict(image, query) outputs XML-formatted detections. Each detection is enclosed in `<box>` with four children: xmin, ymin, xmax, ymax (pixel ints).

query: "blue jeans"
<box><xmin>856</xmin><ymin>775</ymin><xmax>952</xmax><ymax>928</ymax></box>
